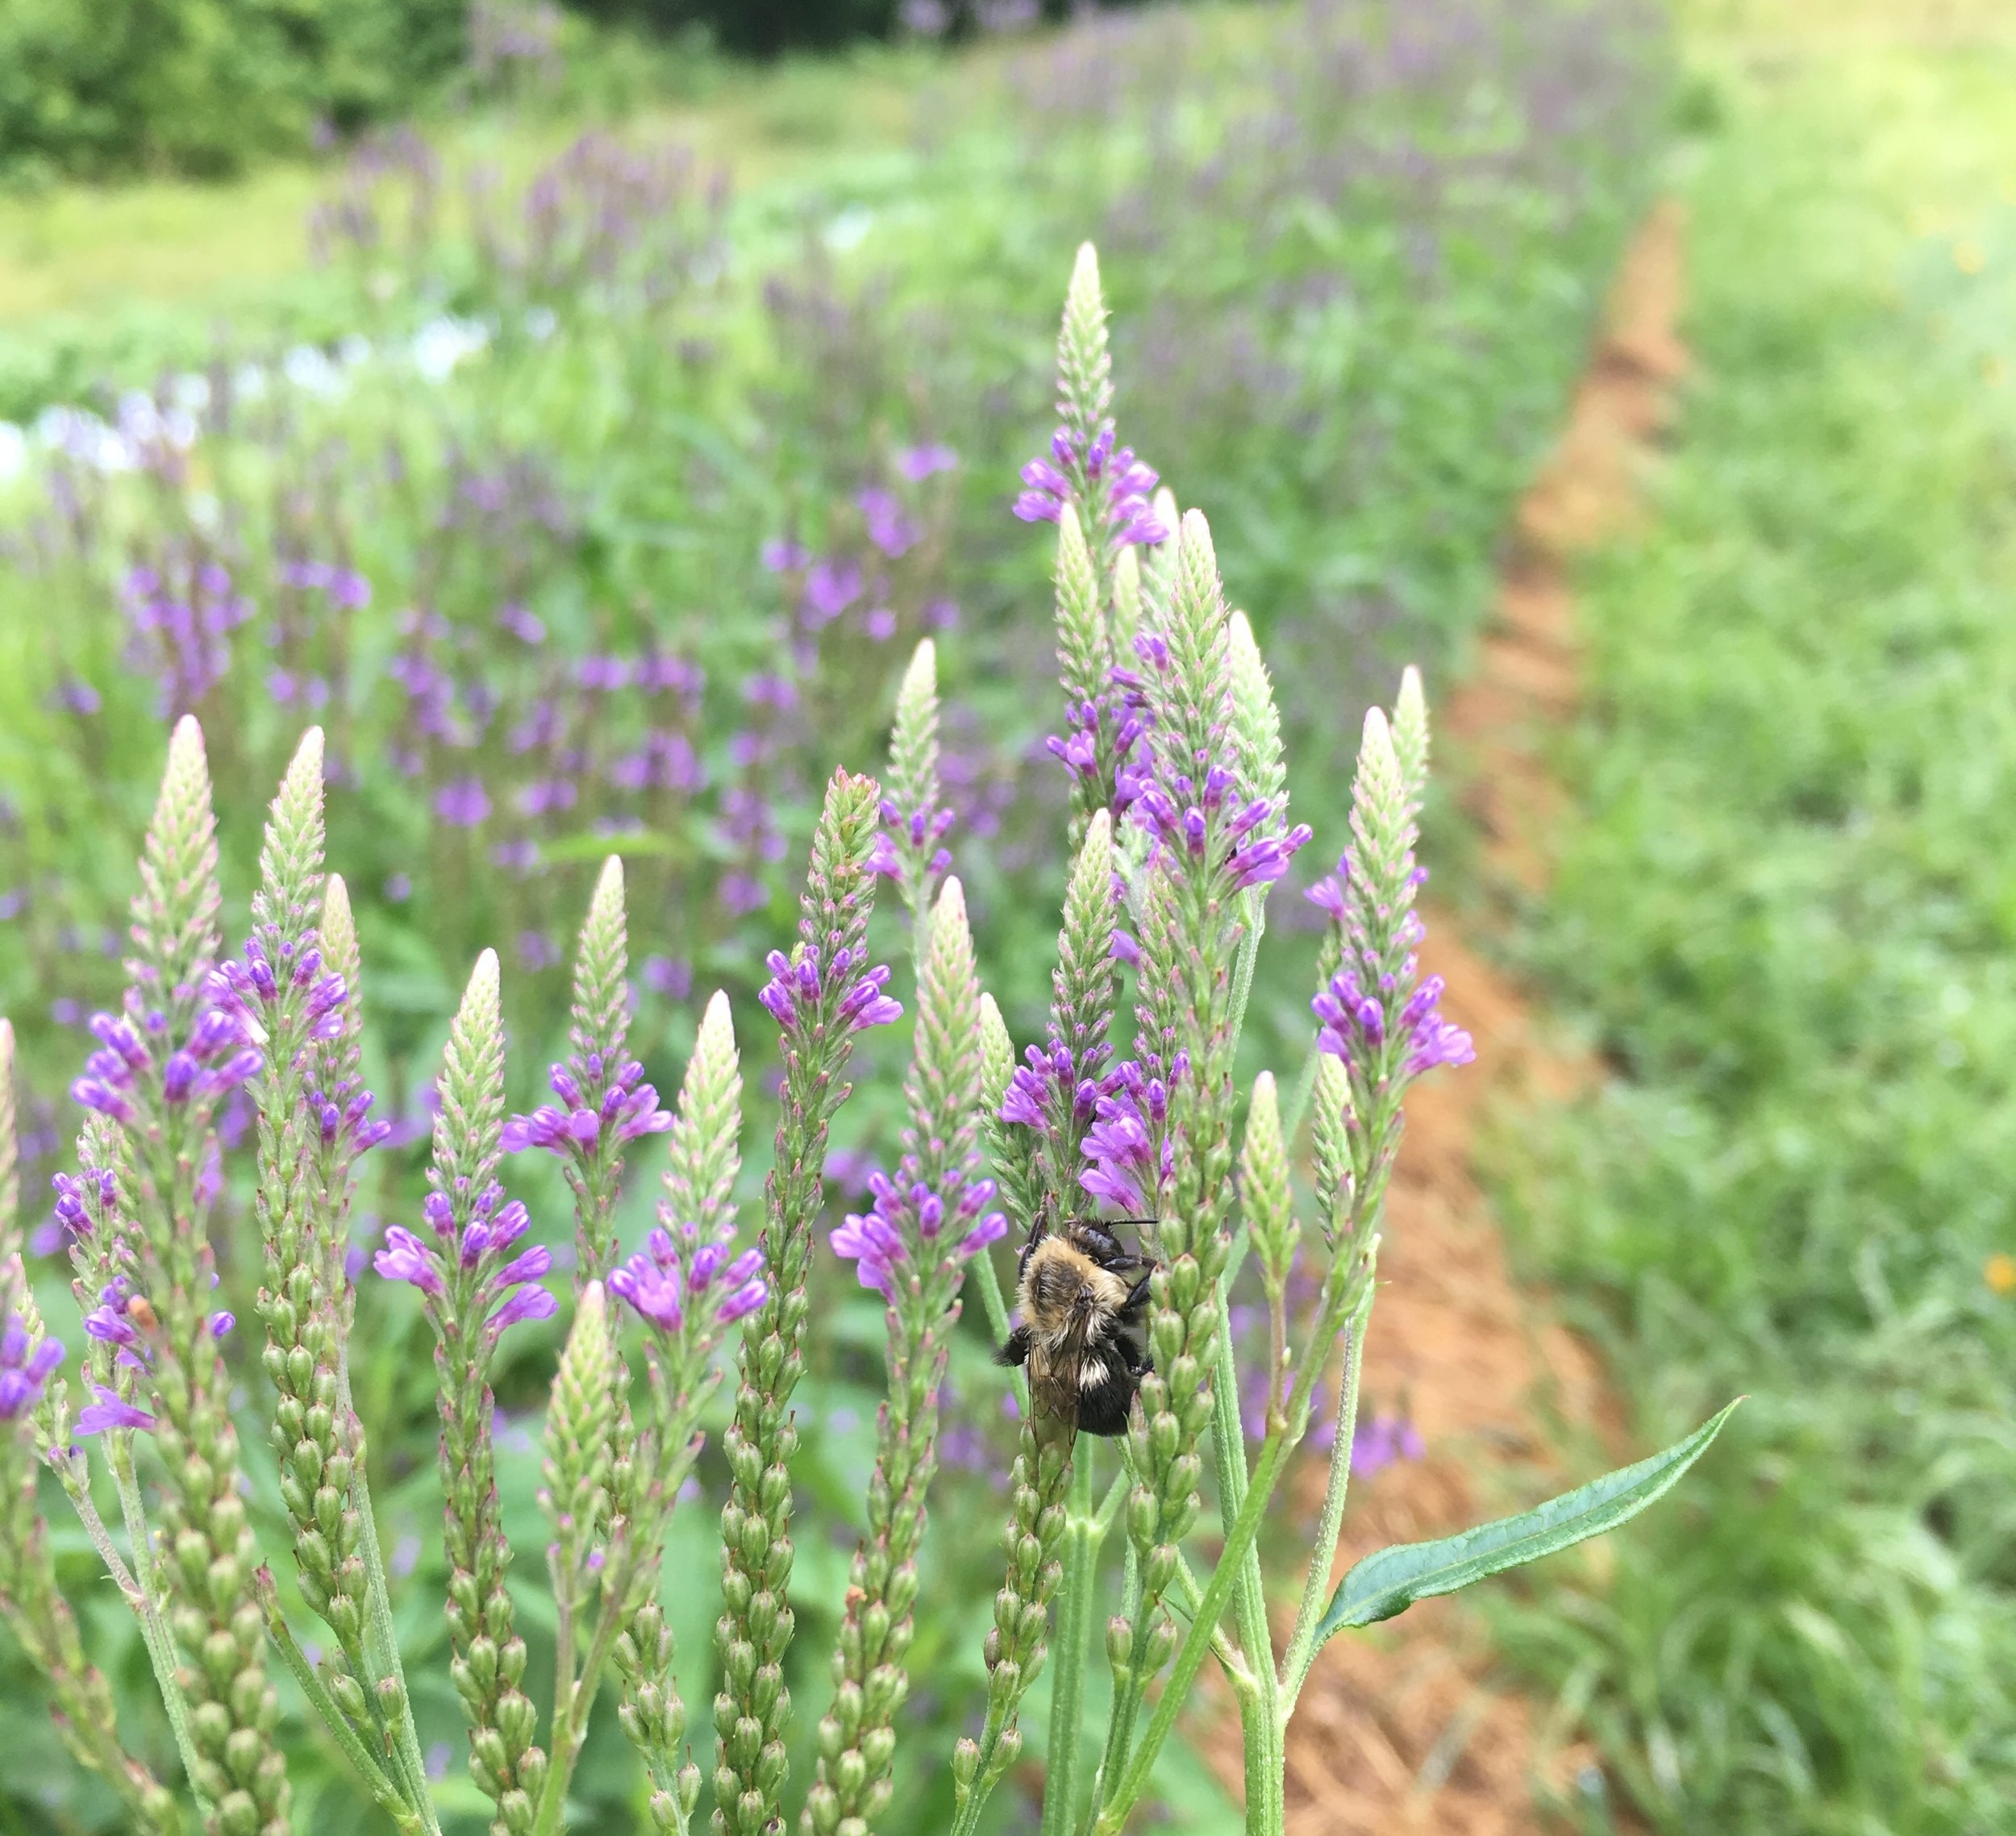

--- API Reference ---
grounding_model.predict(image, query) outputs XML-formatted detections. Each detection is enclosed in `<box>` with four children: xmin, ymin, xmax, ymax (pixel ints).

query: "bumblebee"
<box><xmin>995</xmin><ymin>1214</ymin><xmax>1157</xmax><ymax>1436</ymax></box>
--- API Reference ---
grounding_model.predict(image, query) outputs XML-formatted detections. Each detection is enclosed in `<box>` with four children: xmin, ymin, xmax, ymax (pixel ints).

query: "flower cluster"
<box><xmin>374</xmin><ymin>1184</ymin><xmax>556</xmax><ymax>1340</ymax></box>
<box><xmin>609</xmin><ymin>1222</ymin><xmax>766</xmax><ymax>1335</ymax></box>
<box><xmin>831</xmin><ymin>1166</ymin><xmax>1006</xmax><ymax>1298</ymax></box>
<box><xmin>0</xmin><ymin>1309</ymin><xmax>63</xmax><ymax>1424</ymax></box>
<box><xmin>502</xmin><ymin>1054</ymin><xmax>673</xmax><ymax>1158</ymax></box>
<box><xmin>71</xmin><ymin>999</ymin><xmax>262</xmax><ymax>1126</ymax></box>
<box><xmin>49</xmin><ymin>1167</ymin><xmax>115</xmax><ymax>1239</ymax></box>
<box><xmin>1014</xmin><ymin>427</ymin><xmax>1165</xmax><ymax>549</ymax></box>
<box><xmin>206</xmin><ymin>931</ymin><xmax>349</xmax><ymax>1042</ymax></box>
<box><xmin>998</xmin><ymin>1036</ymin><xmax>1110</xmax><ymax>1138</ymax></box>
<box><xmin>119</xmin><ymin>552</ymin><xmax>254</xmax><ymax>718</ymax></box>
<box><xmin>1131</xmin><ymin>751</ymin><xmax>1312</xmax><ymax>893</ymax></box>
<box><xmin>756</xmin><ymin>944</ymin><xmax>902</xmax><ymax>1033</ymax></box>
<box><xmin>868</xmin><ymin>793</ymin><xmax>954</xmax><ymax>885</ymax></box>
<box><xmin>1078</xmin><ymin>1055</ymin><xmax>1181</xmax><ymax>1215</ymax></box>
<box><xmin>1311</xmin><ymin>949</ymin><xmax>1474</xmax><ymax>1080</ymax></box>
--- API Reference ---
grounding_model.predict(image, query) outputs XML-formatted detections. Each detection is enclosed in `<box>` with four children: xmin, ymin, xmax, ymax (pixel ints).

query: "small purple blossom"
<box><xmin>76</xmin><ymin>1382</ymin><xmax>153</xmax><ymax>1436</ymax></box>
<box><xmin>1079</xmin><ymin>1059</ymin><xmax>1176</xmax><ymax>1214</ymax></box>
<box><xmin>897</xmin><ymin>442</ymin><xmax>958</xmax><ymax>481</ymax></box>
<box><xmin>0</xmin><ymin>1311</ymin><xmax>65</xmax><ymax>1422</ymax></box>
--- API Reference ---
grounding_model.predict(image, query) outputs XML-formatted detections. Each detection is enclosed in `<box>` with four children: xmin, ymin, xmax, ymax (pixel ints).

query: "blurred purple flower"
<box><xmin>435</xmin><ymin>777</ymin><xmax>491</xmax><ymax>826</ymax></box>
<box><xmin>896</xmin><ymin>442</ymin><xmax>958</xmax><ymax>481</ymax></box>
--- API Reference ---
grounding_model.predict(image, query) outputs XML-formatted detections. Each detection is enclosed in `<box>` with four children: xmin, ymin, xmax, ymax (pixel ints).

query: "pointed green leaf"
<box><xmin>1316</xmin><ymin>1400</ymin><xmax>1743</xmax><ymax>1641</ymax></box>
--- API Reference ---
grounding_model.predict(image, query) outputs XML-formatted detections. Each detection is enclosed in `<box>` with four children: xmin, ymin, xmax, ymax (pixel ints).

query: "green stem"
<box><xmin>256</xmin><ymin>1572</ymin><xmax>423</xmax><ymax>1835</ymax></box>
<box><xmin>342</xmin><ymin>1358</ymin><xmax>441</xmax><ymax>1835</ymax></box>
<box><xmin>1165</xmin><ymin>1549</ymin><xmax>1256</xmax><ymax>1697</ymax></box>
<box><xmin>972</xmin><ymin>1239</ymin><xmax>1014</xmax><ymax>1347</ymax></box>
<box><xmin>1279</xmin><ymin>1309</ymin><xmax>1368</xmax><ymax>1708</ymax></box>
<box><xmin>1209</xmin><ymin>1283</ymin><xmax>1283</xmax><ymax>1835</ymax></box>
<box><xmin>103</xmin><ymin>1435</ymin><xmax>210</xmax><ymax>1819</ymax></box>
<box><xmin>531</xmin><ymin>1529</ymin><xmax>648</xmax><ymax>1836</ymax></box>
<box><xmin>1095</xmin><ymin>1265</ymin><xmax>1369</xmax><ymax>1836</ymax></box>
<box><xmin>1042</xmin><ymin>1446</ymin><xmax>1102</xmax><ymax>1836</ymax></box>
<box><xmin>1087</xmin><ymin>1531</ymin><xmax>1144</xmax><ymax>1825</ymax></box>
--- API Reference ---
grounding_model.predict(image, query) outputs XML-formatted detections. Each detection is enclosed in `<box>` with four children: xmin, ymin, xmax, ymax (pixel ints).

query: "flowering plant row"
<box><xmin>0</xmin><ymin>248</ymin><xmax>1729</xmax><ymax>1836</ymax></box>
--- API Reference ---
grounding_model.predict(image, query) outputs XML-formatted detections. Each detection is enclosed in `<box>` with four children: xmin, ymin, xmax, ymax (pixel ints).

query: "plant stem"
<box><xmin>341</xmin><ymin>1359</ymin><xmax>441</xmax><ymax>1834</ymax></box>
<box><xmin>531</xmin><ymin>1532</ymin><xmax>646</xmax><ymax>1836</ymax></box>
<box><xmin>1095</xmin><ymin>1260</ymin><xmax>1371</xmax><ymax>1835</ymax></box>
<box><xmin>1042</xmin><ymin>1444</ymin><xmax>1102</xmax><ymax>1836</ymax></box>
<box><xmin>1209</xmin><ymin>1286</ymin><xmax>1283</xmax><ymax>1835</ymax></box>
<box><xmin>1279</xmin><ymin>1308</ymin><xmax>1369</xmax><ymax>1707</ymax></box>
<box><xmin>256</xmin><ymin>1571</ymin><xmax>423</xmax><ymax>1834</ymax></box>
<box><xmin>102</xmin><ymin>1436</ymin><xmax>210</xmax><ymax>1818</ymax></box>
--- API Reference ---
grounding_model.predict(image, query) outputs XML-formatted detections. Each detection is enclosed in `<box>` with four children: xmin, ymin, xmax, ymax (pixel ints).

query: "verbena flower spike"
<box><xmin>504</xmin><ymin>856</ymin><xmax>671</xmax><ymax>1282</ymax></box>
<box><xmin>67</xmin><ymin>716</ymin><xmax>295</xmax><ymax>1836</ymax></box>
<box><xmin>812</xmin><ymin>876</ymin><xmax>1002</xmax><ymax>1836</ymax></box>
<box><xmin>380</xmin><ymin>947</ymin><xmax>556</xmax><ymax>1834</ymax></box>
<box><xmin>871</xmin><ymin>638</ymin><xmax>955</xmax><ymax>937</ymax></box>
<box><xmin>715</xmin><ymin>768</ymin><xmax>891</xmax><ymax>1836</ymax></box>
<box><xmin>609</xmin><ymin>987</ymin><xmax>756</xmax><ymax>1836</ymax></box>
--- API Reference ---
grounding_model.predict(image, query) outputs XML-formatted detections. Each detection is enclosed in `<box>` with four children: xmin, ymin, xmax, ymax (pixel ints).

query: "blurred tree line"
<box><xmin>0</xmin><ymin>0</ymin><xmax>1135</xmax><ymax>184</ymax></box>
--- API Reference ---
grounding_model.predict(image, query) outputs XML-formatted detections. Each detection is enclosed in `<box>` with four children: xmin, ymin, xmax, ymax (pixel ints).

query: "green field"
<box><xmin>1493</xmin><ymin>5</ymin><xmax>2016</xmax><ymax>1830</ymax></box>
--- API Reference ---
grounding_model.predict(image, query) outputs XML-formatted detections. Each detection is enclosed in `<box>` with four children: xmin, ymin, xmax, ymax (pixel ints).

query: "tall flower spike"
<box><xmin>243</xmin><ymin>733</ymin><xmax>393</xmax><ymax>1783</ymax></box>
<box><xmin>1309</xmin><ymin>694</ymin><xmax>1473</xmax><ymax>1230</ymax></box>
<box><xmin>874</xmin><ymin>639</ymin><xmax>954</xmax><ymax>936</ymax></box>
<box><xmin>810</xmin><ymin>876</ymin><xmax>1002</xmax><ymax>1836</ymax></box>
<box><xmin>391</xmin><ymin>948</ymin><xmax>552</xmax><ymax>1835</ymax></box>
<box><xmin>85</xmin><ymin>718</ymin><xmax>293</xmax><ymax>1836</ymax></box>
<box><xmin>715</xmin><ymin>768</ymin><xmax>886</xmax><ymax>1836</ymax></box>
<box><xmin>503</xmin><ymin>856</ymin><xmax>665</xmax><ymax>1282</ymax></box>
<box><xmin>1</xmin><ymin>1264</ymin><xmax>181</xmax><ymax>1834</ymax></box>
<box><xmin>610</xmin><ymin>989</ymin><xmax>750</xmax><ymax>1836</ymax></box>
<box><xmin>1088</xmin><ymin>509</ymin><xmax>1261</xmax><ymax>1807</ymax></box>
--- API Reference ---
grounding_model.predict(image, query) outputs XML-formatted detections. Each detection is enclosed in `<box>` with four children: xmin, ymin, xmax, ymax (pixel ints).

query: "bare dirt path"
<box><xmin>1252</xmin><ymin>203</ymin><xmax>1689</xmax><ymax>1836</ymax></box>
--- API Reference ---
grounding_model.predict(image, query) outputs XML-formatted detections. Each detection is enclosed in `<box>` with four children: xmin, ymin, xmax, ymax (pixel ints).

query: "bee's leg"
<box><xmin>1017</xmin><ymin>1207</ymin><xmax>1052</xmax><ymax>1282</ymax></box>
<box><xmin>1118</xmin><ymin>1272</ymin><xmax>1154</xmax><ymax>1324</ymax></box>
<box><xmin>994</xmin><ymin>1324</ymin><xmax>1034</xmax><ymax>1368</ymax></box>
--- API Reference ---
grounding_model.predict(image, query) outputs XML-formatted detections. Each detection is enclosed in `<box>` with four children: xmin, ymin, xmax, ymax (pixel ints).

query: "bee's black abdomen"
<box><xmin>1075</xmin><ymin>1361</ymin><xmax>1142</xmax><ymax>1437</ymax></box>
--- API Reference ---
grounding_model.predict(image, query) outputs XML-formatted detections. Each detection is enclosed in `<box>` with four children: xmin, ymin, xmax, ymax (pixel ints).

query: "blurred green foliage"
<box><xmin>1491</xmin><ymin>23</ymin><xmax>2016</xmax><ymax>1834</ymax></box>
<box><xmin>0</xmin><ymin>0</ymin><xmax>469</xmax><ymax>181</ymax></box>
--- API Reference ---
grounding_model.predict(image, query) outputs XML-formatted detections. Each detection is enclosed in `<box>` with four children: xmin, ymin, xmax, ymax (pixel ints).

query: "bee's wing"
<box><xmin>1025</xmin><ymin>1312</ymin><xmax>1093</xmax><ymax>1422</ymax></box>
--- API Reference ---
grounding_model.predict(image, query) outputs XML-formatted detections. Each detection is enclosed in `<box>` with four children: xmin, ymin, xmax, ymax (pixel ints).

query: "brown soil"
<box><xmin>1210</xmin><ymin>203</ymin><xmax>1690</xmax><ymax>1835</ymax></box>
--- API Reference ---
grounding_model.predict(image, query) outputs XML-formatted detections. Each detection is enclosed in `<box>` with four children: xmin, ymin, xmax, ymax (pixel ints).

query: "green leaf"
<box><xmin>1316</xmin><ymin>1399</ymin><xmax>1743</xmax><ymax>1641</ymax></box>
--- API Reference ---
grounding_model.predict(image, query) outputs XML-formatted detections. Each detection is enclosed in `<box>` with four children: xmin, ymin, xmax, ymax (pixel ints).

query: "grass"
<box><xmin>1490</xmin><ymin>6</ymin><xmax>2016</xmax><ymax>1830</ymax></box>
